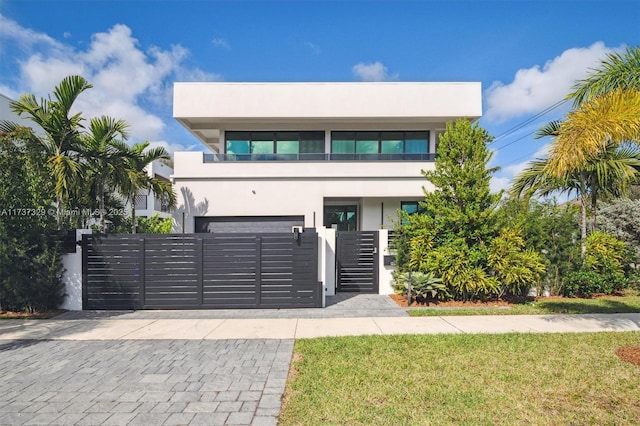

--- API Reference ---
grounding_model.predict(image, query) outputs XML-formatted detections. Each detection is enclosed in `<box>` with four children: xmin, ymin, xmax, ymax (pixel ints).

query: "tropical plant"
<box><xmin>397</xmin><ymin>272</ymin><xmax>449</xmax><ymax>303</ymax></box>
<box><xmin>0</xmin><ymin>127</ymin><xmax>65</xmax><ymax>311</ymax></box>
<box><xmin>497</xmin><ymin>197</ymin><xmax>580</xmax><ymax>296</ymax></box>
<box><xmin>510</xmin><ymin>142</ymin><xmax>640</xmax><ymax>254</ymax></box>
<box><xmin>543</xmin><ymin>46</ymin><xmax>640</xmax><ymax>176</ymax></box>
<box><xmin>120</xmin><ymin>141</ymin><xmax>176</xmax><ymax>233</ymax></box>
<box><xmin>81</xmin><ymin>116</ymin><xmax>132</xmax><ymax>233</ymax></box>
<box><xmin>1</xmin><ymin>75</ymin><xmax>93</xmax><ymax>229</ymax></box>
<box><xmin>487</xmin><ymin>227</ymin><xmax>546</xmax><ymax>297</ymax></box>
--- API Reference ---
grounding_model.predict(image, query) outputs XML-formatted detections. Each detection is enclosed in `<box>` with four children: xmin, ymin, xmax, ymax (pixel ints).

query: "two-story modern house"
<box><xmin>172</xmin><ymin>82</ymin><xmax>481</xmax><ymax>230</ymax></box>
<box><xmin>171</xmin><ymin>82</ymin><xmax>482</xmax><ymax>295</ymax></box>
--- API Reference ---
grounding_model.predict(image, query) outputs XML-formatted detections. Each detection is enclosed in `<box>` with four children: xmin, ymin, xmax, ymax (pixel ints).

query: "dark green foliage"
<box><xmin>395</xmin><ymin>119</ymin><xmax>545</xmax><ymax>300</ymax></box>
<box><xmin>563</xmin><ymin>231</ymin><xmax>636</xmax><ymax>297</ymax></box>
<box><xmin>563</xmin><ymin>269</ymin><xmax>622</xmax><ymax>298</ymax></box>
<box><xmin>0</xmin><ymin>128</ymin><xmax>65</xmax><ymax>312</ymax></box>
<box><xmin>498</xmin><ymin>197</ymin><xmax>581</xmax><ymax>295</ymax></box>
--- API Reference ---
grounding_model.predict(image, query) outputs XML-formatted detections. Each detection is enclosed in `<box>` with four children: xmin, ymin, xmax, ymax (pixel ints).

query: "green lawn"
<box><xmin>280</xmin><ymin>332</ymin><xmax>640</xmax><ymax>426</ymax></box>
<box><xmin>408</xmin><ymin>295</ymin><xmax>640</xmax><ymax>316</ymax></box>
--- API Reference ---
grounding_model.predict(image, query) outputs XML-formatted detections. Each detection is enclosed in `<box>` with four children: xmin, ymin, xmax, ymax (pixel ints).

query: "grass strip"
<box><xmin>281</xmin><ymin>332</ymin><xmax>640</xmax><ymax>426</ymax></box>
<box><xmin>408</xmin><ymin>295</ymin><xmax>640</xmax><ymax>316</ymax></box>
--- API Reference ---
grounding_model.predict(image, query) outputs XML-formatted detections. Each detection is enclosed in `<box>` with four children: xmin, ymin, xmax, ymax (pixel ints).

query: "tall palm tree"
<box><xmin>543</xmin><ymin>46</ymin><xmax>640</xmax><ymax>176</ymax></box>
<box><xmin>4</xmin><ymin>76</ymin><xmax>93</xmax><ymax>229</ymax></box>
<box><xmin>511</xmin><ymin>143</ymin><xmax>640</xmax><ymax>254</ymax></box>
<box><xmin>82</xmin><ymin>116</ymin><xmax>131</xmax><ymax>233</ymax></box>
<box><xmin>569</xmin><ymin>46</ymin><xmax>640</xmax><ymax>106</ymax></box>
<box><xmin>547</xmin><ymin>89</ymin><xmax>640</xmax><ymax>175</ymax></box>
<box><xmin>120</xmin><ymin>142</ymin><xmax>177</xmax><ymax>233</ymax></box>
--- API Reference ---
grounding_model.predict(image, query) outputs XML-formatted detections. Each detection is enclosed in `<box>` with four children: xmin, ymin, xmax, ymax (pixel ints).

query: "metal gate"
<box><xmin>336</xmin><ymin>231</ymin><xmax>379</xmax><ymax>293</ymax></box>
<box><xmin>82</xmin><ymin>230</ymin><xmax>321</xmax><ymax>310</ymax></box>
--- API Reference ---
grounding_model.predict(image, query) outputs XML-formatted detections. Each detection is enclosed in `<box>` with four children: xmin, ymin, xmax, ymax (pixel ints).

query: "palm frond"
<box><xmin>569</xmin><ymin>46</ymin><xmax>640</xmax><ymax>106</ymax></box>
<box><xmin>547</xmin><ymin>89</ymin><xmax>640</xmax><ymax>176</ymax></box>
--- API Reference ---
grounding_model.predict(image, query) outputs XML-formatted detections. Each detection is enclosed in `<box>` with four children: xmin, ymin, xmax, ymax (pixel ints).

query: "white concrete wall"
<box><xmin>378</xmin><ymin>229</ymin><xmax>395</xmax><ymax>295</ymax></box>
<box><xmin>60</xmin><ymin>229</ymin><xmax>92</xmax><ymax>310</ymax></box>
<box><xmin>174</xmin><ymin>82</ymin><xmax>482</xmax><ymax>122</ymax></box>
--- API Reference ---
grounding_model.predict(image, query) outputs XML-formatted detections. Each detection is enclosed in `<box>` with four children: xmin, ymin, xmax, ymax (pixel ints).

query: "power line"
<box><xmin>492</xmin><ymin>98</ymin><xmax>569</xmax><ymax>149</ymax></box>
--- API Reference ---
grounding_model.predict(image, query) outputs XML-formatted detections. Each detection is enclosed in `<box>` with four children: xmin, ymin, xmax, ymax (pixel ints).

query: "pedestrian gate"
<box><xmin>336</xmin><ymin>231</ymin><xmax>379</xmax><ymax>293</ymax></box>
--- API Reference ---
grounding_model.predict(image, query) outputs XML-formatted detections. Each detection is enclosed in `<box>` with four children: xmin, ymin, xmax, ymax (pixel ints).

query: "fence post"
<box><xmin>255</xmin><ymin>236</ymin><xmax>261</xmax><ymax>308</ymax></box>
<box><xmin>139</xmin><ymin>237</ymin><xmax>145</xmax><ymax>309</ymax></box>
<box><xmin>197</xmin><ymin>237</ymin><xmax>203</xmax><ymax>306</ymax></box>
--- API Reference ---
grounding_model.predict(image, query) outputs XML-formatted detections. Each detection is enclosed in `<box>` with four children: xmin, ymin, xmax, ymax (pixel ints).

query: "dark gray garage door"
<box><xmin>195</xmin><ymin>216</ymin><xmax>304</xmax><ymax>233</ymax></box>
<box><xmin>82</xmin><ymin>229</ymin><xmax>321</xmax><ymax>310</ymax></box>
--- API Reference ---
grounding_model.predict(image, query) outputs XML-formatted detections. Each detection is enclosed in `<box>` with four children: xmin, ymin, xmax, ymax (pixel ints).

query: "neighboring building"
<box><xmin>172</xmin><ymin>82</ymin><xmax>482</xmax><ymax>233</ymax></box>
<box><xmin>132</xmin><ymin>159</ymin><xmax>174</xmax><ymax>220</ymax></box>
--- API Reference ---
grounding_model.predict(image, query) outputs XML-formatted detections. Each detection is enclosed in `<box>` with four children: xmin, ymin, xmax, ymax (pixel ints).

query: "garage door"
<box><xmin>195</xmin><ymin>215</ymin><xmax>304</xmax><ymax>233</ymax></box>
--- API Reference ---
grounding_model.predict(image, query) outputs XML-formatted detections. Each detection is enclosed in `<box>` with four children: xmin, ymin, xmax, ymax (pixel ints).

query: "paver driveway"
<box><xmin>0</xmin><ymin>339</ymin><xmax>292</xmax><ymax>426</ymax></box>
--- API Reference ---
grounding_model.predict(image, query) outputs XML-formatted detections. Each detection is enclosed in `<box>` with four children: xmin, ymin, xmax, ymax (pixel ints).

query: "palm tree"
<box><xmin>547</xmin><ymin>89</ymin><xmax>640</xmax><ymax>175</ymax></box>
<box><xmin>120</xmin><ymin>142</ymin><xmax>177</xmax><ymax>233</ymax></box>
<box><xmin>511</xmin><ymin>143</ymin><xmax>640</xmax><ymax>254</ymax></box>
<box><xmin>544</xmin><ymin>46</ymin><xmax>640</xmax><ymax>176</ymax></box>
<box><xmin>569</xmin><ymin>46</ymin><xmax>640</xmax><ymax>106</ymax></box>
<box><xmin>82</xmin><ymin>116</ymin><xmax>131</xmax><ymax>233</ymax></box>
<box><xmin>4</xmin><ymin>76</ymin><xmax>93</xmax><ymax>229</ymax></box>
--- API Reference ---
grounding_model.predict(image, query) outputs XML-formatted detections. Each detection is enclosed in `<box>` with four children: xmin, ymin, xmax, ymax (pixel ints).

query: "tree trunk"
<box><xmin>580</xmin><ymin>197</ymin><xmax>587</xmax><ymax>257</ymax></box>
<box><xmin>130</xmin><ymin>197</ymin><xmax>137</xmax><ymax>234</ymax></box>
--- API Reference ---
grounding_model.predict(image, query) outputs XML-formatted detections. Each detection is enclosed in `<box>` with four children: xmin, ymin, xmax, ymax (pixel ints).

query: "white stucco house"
<box><xmin>171</xmin><ymin>82</ymin><xmax>482</xmax><ymax>295</ymax></box>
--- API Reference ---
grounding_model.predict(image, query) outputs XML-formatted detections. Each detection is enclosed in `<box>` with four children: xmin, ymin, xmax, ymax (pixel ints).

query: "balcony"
<box><xmin>203</xmin><ymin>153</ymin><xmax>436</xmax><ymax>163</ymax></box>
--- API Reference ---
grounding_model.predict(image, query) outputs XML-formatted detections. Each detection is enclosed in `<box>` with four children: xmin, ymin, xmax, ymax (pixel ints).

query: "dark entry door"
<box><xmin>336</xmin><ymin>231</ymin><xmax>378</xmax><ymax>293</ymax></box>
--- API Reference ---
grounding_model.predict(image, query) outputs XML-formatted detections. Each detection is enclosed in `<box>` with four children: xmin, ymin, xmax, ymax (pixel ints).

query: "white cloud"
<box><xmin>490</xmin><ymin>176</ymin><xmax>510</xmax><ymax>194</ymax></box>
<box><xmin>484</xmin><ymin>42</ymin><xmax>620</xmax><ymax>123</ymax></box>
<box><xmin>352</xmin><ymin>61</ymin><xmax>398</xmax><ymax>82</ymax></box>
<box><xmin>0</xmin><ymin>15</ymin><xmax>221</xmax><ymax>146</ymax></box>
<box><xmin>492</xmin><ymin>143</ymin><xmax>552</xmax><ymax>193</ymax></box>
<box><xmin>211</xmin><ymin>37</ymin><xmax>230</xmax><ymax>50</ymax></box>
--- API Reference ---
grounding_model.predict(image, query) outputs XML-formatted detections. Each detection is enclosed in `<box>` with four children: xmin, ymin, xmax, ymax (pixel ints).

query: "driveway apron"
<box><xmin>0</xmin><ymin>339</ymin><xmax>290</xmax><ymax>426</ymax></box>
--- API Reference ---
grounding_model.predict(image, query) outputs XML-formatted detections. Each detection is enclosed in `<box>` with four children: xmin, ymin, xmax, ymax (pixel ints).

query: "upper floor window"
<box><xmin>331</xmin><ymin>131</ymin><xmax>429</xmax><ymax>154</ymax></box>
<box><xmin>225</xmin><ymin>131</ymin><xmax>324</xmax><ymax>157</ymax></box>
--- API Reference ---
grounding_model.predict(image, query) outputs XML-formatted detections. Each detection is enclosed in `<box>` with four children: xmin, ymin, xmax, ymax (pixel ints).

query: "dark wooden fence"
<box><xmin>82</xmin><ymin>230</ymin><xmax>321</xmax><ymax>310</ymax></box>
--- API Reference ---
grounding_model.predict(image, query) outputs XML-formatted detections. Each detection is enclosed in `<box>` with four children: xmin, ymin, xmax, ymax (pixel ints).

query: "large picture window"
<box><xmin>225</xmin><ymin>131</ymin><xmax>324</xmax><ymax>158</ymax></box>
<box><xmin>331</xmin><ymin>131</ymin><xmax>430</xmax><ymax>155</ymax></box>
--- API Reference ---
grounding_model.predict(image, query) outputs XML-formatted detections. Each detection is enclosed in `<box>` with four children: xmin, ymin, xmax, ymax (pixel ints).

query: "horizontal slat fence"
<box><xmin>83</xmin><ymin>230</ymin><xmax>321</xmax><ymax>310</ymax></box>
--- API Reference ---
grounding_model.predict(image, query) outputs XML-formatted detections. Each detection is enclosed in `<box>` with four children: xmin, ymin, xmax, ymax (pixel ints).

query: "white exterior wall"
<box><xmin>172</xmin><ymin>152</ymin><xmax>434</xmax><ymax>233</ymax></box>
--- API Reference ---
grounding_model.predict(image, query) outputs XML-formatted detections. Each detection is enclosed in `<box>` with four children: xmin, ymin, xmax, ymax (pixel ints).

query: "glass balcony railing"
<box><xmin>203</xmin><ymin>153</ymin><xmax>436</xmax><ymax>163</ymax></box>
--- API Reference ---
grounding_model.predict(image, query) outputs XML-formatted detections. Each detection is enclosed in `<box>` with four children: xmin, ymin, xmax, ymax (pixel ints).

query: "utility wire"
<box><xmin>492</xmin><ymin>98</ymin><xmax>569</xmax><ymax>148</ymax></box>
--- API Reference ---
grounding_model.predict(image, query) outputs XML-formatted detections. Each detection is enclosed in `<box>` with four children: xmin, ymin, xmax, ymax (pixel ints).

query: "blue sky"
<box><xmin>0</xmin><ymin>0</ymin><xmax>639</xmax><ymax>192</ymax></box>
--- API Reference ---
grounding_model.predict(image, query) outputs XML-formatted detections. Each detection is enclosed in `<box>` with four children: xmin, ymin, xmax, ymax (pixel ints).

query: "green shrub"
<box><xmin>563</xmin><ymin>268</ymin><xmax>625</xmax><ymax>298</ymax></box>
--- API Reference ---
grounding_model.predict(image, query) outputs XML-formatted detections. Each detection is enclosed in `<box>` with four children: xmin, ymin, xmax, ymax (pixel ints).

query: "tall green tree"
<box><xmin>398</xmin><ymin>119</ymin><xmax>544</xmax><ymax>300</ymax></box>
<box><xmin>4</xmin><ymin>76</ymin><xmax>93</xmax><ymax>229</ymax></box>
<box><xmin>421</xmin><ymin>118</ymin><xmax>501</xmax><ymax>247</ymax></box>
<box><xmin>120</xmin><ymin>142</ymin><xmax>176</xmax><ymax>233</ymax></box>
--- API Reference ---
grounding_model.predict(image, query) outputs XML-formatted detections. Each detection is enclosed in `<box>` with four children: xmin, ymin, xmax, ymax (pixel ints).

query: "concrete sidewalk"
<box><xmin>1</xmin><ymin>313</ymin><xmax>640</xmax><ymax>341</ymax></box>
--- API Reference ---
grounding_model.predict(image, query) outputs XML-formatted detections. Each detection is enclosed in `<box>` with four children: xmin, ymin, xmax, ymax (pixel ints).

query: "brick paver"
<box><xmin>0</xmin><ymin>339</ymin><xmax>293</xmax><ymax>425</ymax></box>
